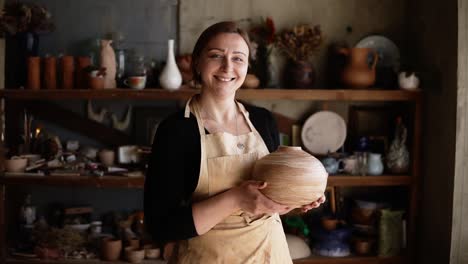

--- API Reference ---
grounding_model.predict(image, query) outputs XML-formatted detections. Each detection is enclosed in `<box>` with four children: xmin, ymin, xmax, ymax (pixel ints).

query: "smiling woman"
<box><xmin>144</xmin><ymin>21</ymin><xmax>325</xmax><ymax>264</ymax></box>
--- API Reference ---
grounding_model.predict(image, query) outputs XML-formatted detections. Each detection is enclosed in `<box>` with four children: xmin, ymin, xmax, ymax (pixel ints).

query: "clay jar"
<box><xmin>101</xmin><ymin>238</ymin><xmax>122</xmax><ymax>261</ymax></box>
<box><xmin>339</xmin><ymin>48</ymin><xmax>378</xmax><ymax>88</ymax></box>
<box><xmin>252</xmin><ymin>146</ymin><xmax>328</xmax><ymax>207</ymax></box>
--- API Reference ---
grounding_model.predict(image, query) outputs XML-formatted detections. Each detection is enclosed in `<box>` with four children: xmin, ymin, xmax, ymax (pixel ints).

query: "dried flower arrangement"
<box><xmin>276</xmin><ymin>24</ymin><xmax>323</xmax><ymax>62</ymax></box>
<box><xmin>0</xmin><ymin>2</ymin><xmax>54</xmax><ymax>35</ymax></box>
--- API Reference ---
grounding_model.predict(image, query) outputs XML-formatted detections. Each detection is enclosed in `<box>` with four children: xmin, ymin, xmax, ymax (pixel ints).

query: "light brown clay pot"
<box><xmin>126</xmin><ymin>248</ymin><xmax>145</xmax><ymax>263</ymax></box>
<box><xmin>143</xmin><ymin>244</ymin><xmax>161</xmax><ymax>259</ymax></box>
<box><xmin>321</xmin><ymin>217</ymin><xmax>339</xmax><ymax>231</ymax></box>
<box><xmin>5</xmin><ymin>157</ymin><xmax>28</xmax><ymax>172</ymax></box>
<box><xmin>252</xmin><ymin>146</ymin><xmax>328</xmax><ymax>207</ymax></box>
<box><xmin>339</xmin><ymin>48</ymin><xmax>378</xmax><ymax>88</ymax></box>
<box><xmin>353</xmin><ymin>238</ymin><xmax>374</xmax><ymax>255</ymax></box>
<box><xmin>101</xmin><ymin>238</ymin><xmax>122</xmax><ymax>261</ymax></box>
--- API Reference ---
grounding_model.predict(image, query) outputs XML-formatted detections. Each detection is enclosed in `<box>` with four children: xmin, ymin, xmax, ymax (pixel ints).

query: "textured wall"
<box><xmin>180</xmin><ymin>0</ymin><xmax>407</xmax><ymax>119</ymax></box>
<box><xmin>407</xmin><ymin>0</ymin><xmax>458</xmax><ymax>263</ymax></box>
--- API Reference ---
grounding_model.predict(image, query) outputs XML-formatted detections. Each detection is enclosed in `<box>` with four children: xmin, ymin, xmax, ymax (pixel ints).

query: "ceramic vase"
<box><xmin>252</xmin><ymin>146</ymin><xmax>328</xmax><ymax>207</ymax></box>
<box><xmin>339</xmin><ymin>48</ymin><xmax>378</xmax><ymax>88</ymax></box>
<box><xmin>284</xmin><ymin>60</ymin><xmax>315</xmax><ymax>89</ymax></box>
<box><xmin>386</xmin><ymin>117</ymin><xmax>410</xmax><ymax>174</ymax></box>
<box><xmin>367</xmin><ymin>153</ymin><xmax>384</xmax><ymax>175</ymax></box>
<box><xmin>159</xmin><ymin>39</ymin><xmax>182</xmax><ymax>91</ymax></box>
<box><xmin>100</xmin><ymin>39</ymin><xmax>117</xmax><ymax>89</ymax></box>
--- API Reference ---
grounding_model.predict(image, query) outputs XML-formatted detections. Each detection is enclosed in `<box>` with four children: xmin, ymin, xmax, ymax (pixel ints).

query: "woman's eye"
<box><xmin>233</xmin><ymin>57</ymin><xmax>244</xmax><ymax>63</ymax></box>
<box><xmin>209</xmin><ymin>54</ymin><xmax>223</xmax><ymax>59</ymax></box>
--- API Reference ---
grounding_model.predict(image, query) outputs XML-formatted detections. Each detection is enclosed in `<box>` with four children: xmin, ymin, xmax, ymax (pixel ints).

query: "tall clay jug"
<box><xmin>159</xmin><ymin>39</ymin><xmax>182</xmax><ymax>91</ymax></box>
<box><xmin>339</xmin><ymin>48</ymin><xmax>378</xmax><ymax>88</ymax></box>
<box><xmin>101</xmin><ymin>39</ymin><xmax>117</xmax><ymax>89</ymax></box>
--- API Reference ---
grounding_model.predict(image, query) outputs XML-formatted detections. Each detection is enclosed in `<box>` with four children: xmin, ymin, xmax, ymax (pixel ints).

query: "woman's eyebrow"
<box><xmin>206</xmin><ymin>48</ymin><xmax>247</xmax><ymax>57</ymax></box>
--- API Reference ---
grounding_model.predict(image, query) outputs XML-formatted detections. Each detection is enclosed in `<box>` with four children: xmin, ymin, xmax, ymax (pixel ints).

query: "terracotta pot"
<box><xmin>252</xmin><ymin>146</ymin><xmax>328</xmax><ymax>207</ymax></box>
<box><xmin>89</xmin><ymin>76</ymin><xmax>104</xmax><ymax>90</ymax></box>
<box><xmin>321</xmin><ymin>217</ymin><xmax>340</xmax><ymax>231</ymax></box>
<box><xmin>27</xmin><ymin>56</ymin><xmax>41</xmax><ymax>90</ymax></box>
<box><xmin>43</xmin><ymin>57</ymin><xmax>57</xmax><ymax>90</ymax></box>
<box><xmin>339</xmin><ymin>48</ymin><xmax>378</xmax><ymax>88</ymax></box>
<box><xmin>101</xmin><ymin>238</ymin><xmax>122</xmax><ymax>261</ymax></box>
<box><xmin>143</xmin><ymin>244</ymin><xmax>161</xmax><ymax>259</ymax></box>
<box><xmin>60</xmin><ymin>55</ymin><xmax>74</xmax><ymax>89</ymax></box>
<box><xmin>126</xmin><ymin>248</ymin><xmax>145</xmax><ymax>263</ymax></box>
<box><xmin>353</xmin><ymin>238</ymin><xmax>374</xmax><ymax>255</ymax></box>
<box><xmin>76</xmin><ymin>56</ymin><xmax>91</xmax><ymax>89</ymax></box>
<box><xmin>284</xmin><ymin>60</ymin><xmax>315</xmax><ymax>89</ymax></box>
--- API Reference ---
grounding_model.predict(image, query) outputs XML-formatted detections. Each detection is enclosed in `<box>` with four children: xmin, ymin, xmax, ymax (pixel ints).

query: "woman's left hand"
<box><xmin>300</xmin><ymin>195</ymin><xmax>326</xmax><ymax>213</ymax></box>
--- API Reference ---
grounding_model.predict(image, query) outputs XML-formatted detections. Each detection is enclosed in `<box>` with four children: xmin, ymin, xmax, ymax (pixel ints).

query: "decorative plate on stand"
<box><xmin>301</xmin><ymin>111</ymin><xmax>347</xmax><ymax>155</ymax></box>
<box><xmin>355</xmin><ymin>35</ymin><xmax>401</xmax><ymax>72</ymax></box>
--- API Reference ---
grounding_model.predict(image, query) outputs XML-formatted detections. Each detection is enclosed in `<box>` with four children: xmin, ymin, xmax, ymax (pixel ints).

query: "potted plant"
<box><xmin>276</xmin><ymin>24</ymin><xmax>323</xmax><ymax>88</ymax></box>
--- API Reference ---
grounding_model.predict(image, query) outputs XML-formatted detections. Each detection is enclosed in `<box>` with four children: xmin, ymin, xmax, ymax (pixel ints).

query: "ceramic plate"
<box><xmin>355</xmin><ymin>35</ymin><xmax>400</xmax><ymax>72</ymax></box>
<box><xmin>301</xmin><ymin>111</ymin><xmax>346</xmax><ymax>155</ymax></box>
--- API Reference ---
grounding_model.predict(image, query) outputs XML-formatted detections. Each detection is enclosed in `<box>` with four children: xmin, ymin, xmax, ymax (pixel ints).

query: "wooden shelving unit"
<box><xmin>0</xmin><ymin>88</ymin><xmax>422</xmax><ymax>264</ymax></box>
<box><xmin>0</xmin><ymin>174</ymin><xmax>411</xmax><ymax>188</ymax></box>
<box><xmin>0</xmin><ymin>88</ymin><xmax>421</xmax><ymax>101</ymax></box>
<box><xmin>5</xmin><ymin>255</ymin><xmax>407</xmax><ymax>264</ymax></box>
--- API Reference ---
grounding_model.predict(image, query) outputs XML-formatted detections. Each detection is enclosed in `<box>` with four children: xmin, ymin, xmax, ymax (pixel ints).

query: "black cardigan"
<box><xmin>144</xmin><ymin>103</ymin><xmax>279</xmax><ymax>244</ymax></box>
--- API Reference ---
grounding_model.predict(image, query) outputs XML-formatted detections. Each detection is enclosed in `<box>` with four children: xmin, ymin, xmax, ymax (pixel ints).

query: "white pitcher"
<box><xmin>367</xmin><ymin>153</ymin><xmax>384</xmax><ymax>176</ymax></box>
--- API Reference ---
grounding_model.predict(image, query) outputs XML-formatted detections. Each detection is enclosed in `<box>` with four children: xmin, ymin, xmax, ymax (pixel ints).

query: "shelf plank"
<box><xmin>293</xmin><ymin>255</ymin><xmax>407</xmax><ymax>264</ymax></box>
<box><xmin>0</xmin><ymin>88</ymin><xmax>422</xmax><ymax>101</ymax></box>
<box><xmin>0</xmin><ymin>174</ymin><xmax>410</xmax><ymax>188</ymax></box>
<box><xmin>327</xmin><ymin>175</ymin><xmax>411</xmax><ymax>186</ymax></box>
<box><xmin>5</xmin><ymin>255</ymin><xmax>406</xmax><ymax>264</ymax></box>
<box><xmin>6</xmin><ymin>258</ymin><xmax>166</xmax><ymax>264</ymax></box>
<box><xmin>0</xmin><ymin>175</ymin><xmax>144</xmax><ymax>188</ymax></box>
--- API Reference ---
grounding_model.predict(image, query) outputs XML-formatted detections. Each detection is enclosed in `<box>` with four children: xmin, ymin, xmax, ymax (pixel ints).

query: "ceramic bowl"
<box><xmin>5</xmin><ymin>157</ymin><xmax>28</xmax><ymax>172</ymax></box>
<box><xmin>144</xmin><ymin>246</ymin><xmax>161</xmax><ymax>259</ymax></box>
<box><xmin>126</xmin><ymin>248</ymin><xmax>145</xmax><ymax>263</ymax></box>
<box><xmin>321</xmin><ymin>217</ymin><xmax>340</xmax><ymax>231</ymax></box>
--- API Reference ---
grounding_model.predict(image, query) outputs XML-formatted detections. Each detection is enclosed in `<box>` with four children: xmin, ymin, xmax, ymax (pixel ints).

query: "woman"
<box><xmin>144</xmin><ymin>21</ymin><xmax>325</xmax><ymax>263</ymax></box>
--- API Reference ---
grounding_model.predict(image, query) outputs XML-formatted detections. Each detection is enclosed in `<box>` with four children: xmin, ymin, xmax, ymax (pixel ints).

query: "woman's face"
<box><xmin>196</xmin><ymin>33</ymin><xmax>249</xmax><ymax>98</ymax></box>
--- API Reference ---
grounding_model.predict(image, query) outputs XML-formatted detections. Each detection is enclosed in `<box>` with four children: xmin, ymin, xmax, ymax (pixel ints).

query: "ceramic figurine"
<box><xmin>20</xmin><ymin>194</ymin><xmax>36</xmax><ymax>227</ymax></box>
<box><xmin>386</xmin><ymin>117</ymin><xmax>410</xmax><ymax>173</ymax></box>
<box><xmin>398</xmin><ymin>72</ymin><xmax>420</xmax><ymax>90</ymax></box>
<box><xmin>100</xmin><ymin>39</ymin><xmax>117</xmax><ymax>89</ymax></box>
<box><xmin>159</xmin><ymin>39</ymin><xmax>182</xmax><ymax>91</ymax></box>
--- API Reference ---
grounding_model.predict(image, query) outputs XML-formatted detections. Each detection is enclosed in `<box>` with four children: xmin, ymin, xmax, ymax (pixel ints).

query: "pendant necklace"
<box><xmin>235</xmin><ymin>109</ymin><xmax>245</xmax><ymax>150</ymax></box>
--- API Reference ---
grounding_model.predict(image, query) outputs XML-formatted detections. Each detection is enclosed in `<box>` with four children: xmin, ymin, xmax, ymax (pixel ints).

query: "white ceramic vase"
<box><xmin>159</xmin><ymin>39</ymin><xmax>182</xmax><ymax>91</ymax></box>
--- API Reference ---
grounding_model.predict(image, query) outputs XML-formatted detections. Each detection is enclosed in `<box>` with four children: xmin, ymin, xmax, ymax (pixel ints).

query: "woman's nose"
<box><xmin>221</xmin><ymin>57</ymin><xmax>232</xmax><ymax>71</ymax></box>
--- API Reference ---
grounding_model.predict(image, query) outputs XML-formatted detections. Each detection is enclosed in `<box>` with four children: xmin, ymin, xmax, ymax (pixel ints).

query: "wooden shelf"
<box><xmin>0</xmin><ymin>88</ymin><xmax>422</xmax><ymax>101</ymax></box>
<box><xmin>293</xmin><ymin>255</ymin><xmax>407</xmax><ymax>264</ymax></box>
<box><xmin>0</xmin><ymin>175</ymin><xmax>144</xmax><ymax>188</ymax></box>
<box><xmin>5</xmin><ymin>255</ymin><xmax>406</xmax><ymax>264</ymax></box>
<box><xmin>6</xmin><ymin>258</ymin><xmax>166</xmax><ymax>264</ymax></box>
<box><xmin>0</xmin><ymin>174</ymin><xmax>410</xmax><ymax>188</ymax></box>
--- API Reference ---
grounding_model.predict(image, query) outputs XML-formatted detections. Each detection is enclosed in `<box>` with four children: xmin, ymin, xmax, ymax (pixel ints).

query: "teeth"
<box><xmin>216</xmin><ymin>76</ymin><xmax>234</xmax><ymax>82</ymax></box>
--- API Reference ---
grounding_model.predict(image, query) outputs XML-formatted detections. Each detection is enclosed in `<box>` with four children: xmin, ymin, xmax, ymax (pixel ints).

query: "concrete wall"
<box><xmin>452</xmin><ymin>1</ymin><xmax>468</xmax><ymax>263</ymax></box>
<box><xmin>407</xmin><ymin>0</ymin><xmax>458</xmax><ymax>263</ymax></box>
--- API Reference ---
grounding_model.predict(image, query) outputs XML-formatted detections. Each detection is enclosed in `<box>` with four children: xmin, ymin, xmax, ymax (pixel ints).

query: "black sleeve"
<box><xmin>144</xmin><ymin>114</ymin><xmax>200</xmax><ymax>244</ymax></box>
<box><xmin>267</xmin><ymin>110</ymin><xmax>280</xmax><ymax>151</ymax></box>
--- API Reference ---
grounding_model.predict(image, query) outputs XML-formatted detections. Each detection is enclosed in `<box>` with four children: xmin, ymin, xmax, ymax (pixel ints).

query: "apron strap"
<box><xmin>236</xmin><ymin>101</ymin><xmax>257</xmax><ymax>134</ymax></box>
<box><xmin>184</xmin><ymin>95</ymin><xmax>206</xmax><ymax>136</ymax></box>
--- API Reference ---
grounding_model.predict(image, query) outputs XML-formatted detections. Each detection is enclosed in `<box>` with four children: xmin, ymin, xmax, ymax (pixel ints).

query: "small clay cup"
<box><xmin>101</xmin><ymin>238</ymin><xmax>122</xmax><ymax>261</ymax></box>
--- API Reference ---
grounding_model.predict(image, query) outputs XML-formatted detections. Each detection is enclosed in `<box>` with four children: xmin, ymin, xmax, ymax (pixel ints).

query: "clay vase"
<box><xmin>27</xmin><ymin>57</ymin><xmax>41</xmax><ymax>90</ymax></box>
<box><xmin>339</xmin><ymin>48</ymin><xmax>378</xmax><ymax>88</ymax></box>
<box><xmin>100</xmin><ymin>39</ymin><xmax>117</xmax><ymax>89</ymax></box>
<box><xmin>159</xmin><ymin>39</ymin><xmax>182</xmax><ymax>91</ymax></box>
<box><xmin>252</xmin><ymin>146</ymin><xmax>328</xmax><ymax>207</ymax></box>
<box><xmin>284</xmin><ymin>60</ymin><xmax>315</xmax><ymax>89</ymax></box>
<box><xmin>386</xmin><ymin>117</ymin><xmax>410</xmax><ymax>174</ymax></box>
<box><xmin>101</xmin><ymin>238</ymin><xmax>122</xmax><ymax>261</ymax></box>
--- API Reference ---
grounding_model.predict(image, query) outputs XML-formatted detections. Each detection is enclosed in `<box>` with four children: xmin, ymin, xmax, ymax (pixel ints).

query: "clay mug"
<box><xmin>99</xmin><ymin>149</ymin><xmax>115</xmax><ymax>166</ymax></box>
<box><xmin>124</xmin><ymin>76</ymin><xmax>146</xmax><ymax>90</ymax></box>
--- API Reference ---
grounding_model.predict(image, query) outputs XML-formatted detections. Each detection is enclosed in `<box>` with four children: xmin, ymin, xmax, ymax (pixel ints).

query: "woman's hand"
<box><xmin>232</xmin><ymin>181</ymin><xmax>291</xmax><ymax>215</ymax></box>
<box><xmin>299</xmin><ymin>195</ymin><xmax>326</xmax><ymax>213</ymax></box>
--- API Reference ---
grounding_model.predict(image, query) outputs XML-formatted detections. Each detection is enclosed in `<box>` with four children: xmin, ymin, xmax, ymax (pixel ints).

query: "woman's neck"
<box><xmin>198</xmin><ymin>92</ymin><xmax>237</xmax><ymax>123</ymax></box>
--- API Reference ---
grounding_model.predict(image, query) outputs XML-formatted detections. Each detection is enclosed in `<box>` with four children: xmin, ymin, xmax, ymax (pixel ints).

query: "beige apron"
<box><xmin>174</xmin><ymin>96</ymin><xmax>292</xmax><ymax>264</ymax></box>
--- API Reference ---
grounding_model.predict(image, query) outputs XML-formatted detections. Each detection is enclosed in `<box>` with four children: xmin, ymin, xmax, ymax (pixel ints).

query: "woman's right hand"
<box><xmin>231</xmin><ymin>181</ymin><xmax>291</xmax><ymax>215</ymax></box>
